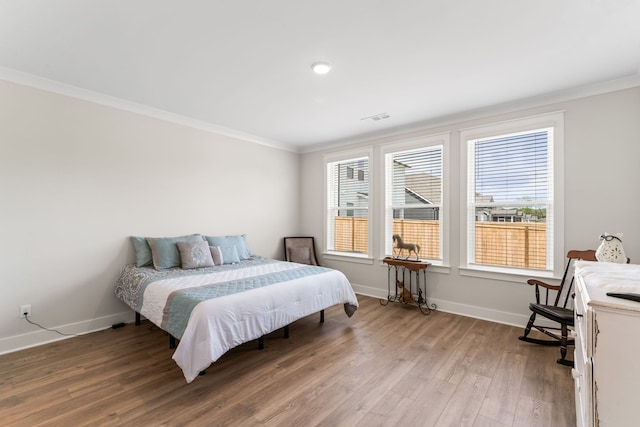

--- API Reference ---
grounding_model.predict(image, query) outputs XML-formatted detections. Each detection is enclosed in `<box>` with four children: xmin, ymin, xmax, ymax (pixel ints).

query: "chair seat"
<box><xmin>530</xmin><ymin>303</ymin><xmax>574</xmax><ymax>326</ymax></box>
<box><xmin>520</xmin><ymin>250</ymin><xmax>600</xmax><ymax>366</ymax></box>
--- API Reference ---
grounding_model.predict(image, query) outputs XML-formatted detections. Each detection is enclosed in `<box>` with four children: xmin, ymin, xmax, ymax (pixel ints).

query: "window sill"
<box><xmin>459</xmin><ymin>265</ymin><xmax>557</xmax><ymax>283</ymax></box>
<box><xmin>424</xmin><ymin>264</ymin><xmax>451</xmax><ymax>274</ymax></box>
<box><xmin>322</xmin><ymin>252</ymin><xmax>374</xmax><ymax>265</ymax></box>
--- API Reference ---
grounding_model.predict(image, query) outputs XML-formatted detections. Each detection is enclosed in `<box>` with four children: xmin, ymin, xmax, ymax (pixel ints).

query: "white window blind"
<box><xmin>385</xmin><ymin>145</ymin><xmax>443</xmax><ymax>261</ymax></box>
<box><xmin>468</xmin><ymin>128</ymin><xmax>553</xmax><ymax>271</ymax></box>
<box><xmin>326</xmin><ymin>155</ymin><xmax>370</xmax><ymax>256</ymax></box>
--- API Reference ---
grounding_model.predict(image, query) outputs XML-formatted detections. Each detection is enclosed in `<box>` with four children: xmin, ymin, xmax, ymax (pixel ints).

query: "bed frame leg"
<box><xmin>284</xmin><ymin>325</ymin><xmax>289</xmax><ymax>339</ymax></box>
<box><xmin>135</xmin><ymin>312</ymin><xmax>141</xmax><ymax>326</ymax></box>
<box><xmin>320</xmin><ymin>309</ymin><xmax>325</xmax><ymax>323</ymax></box>
<box><xmin>169</xmin><ymin>335</ymin><xmax>176</xmax><ymax>349</ymax></box>
<box><xmin>258</xmin><ymin>336</ymin><xmax>264</xmax><ymax>350</ymax></box>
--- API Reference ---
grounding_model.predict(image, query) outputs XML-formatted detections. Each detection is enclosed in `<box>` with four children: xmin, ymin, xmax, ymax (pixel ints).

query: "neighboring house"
<box><xmin>337</xmin><ymin>159</ymin><xmax>368</xmax><ymax>217</ymax></box>
<box><xmin>473</xmin><ymin>194</ymin><xmax>541</xmax><ymax>222</ymax></box>
<box><xmin>402</xmin><ymin>173</ymin><xmax>441</xmax><ymax>220</ymax></box>
<box><xmin>389</xmin><ymin>159</ymin><xmax>442</xmax><ymax>220</ymax></box>
<box><xmin>384</xmin><ymin>163</ymin><xmax>542</xmax><ymax>224</ymax></box>
<box><xmin>483</xmin><ymin>208</ymin><xmax>538</xmax><ymax>222</ymax></box>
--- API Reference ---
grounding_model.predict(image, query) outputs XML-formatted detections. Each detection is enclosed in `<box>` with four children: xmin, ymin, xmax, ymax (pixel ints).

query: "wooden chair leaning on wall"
<box><xmin>518</xmin><ymin>249</ymin><xmax>598</xmax><ymax>367</ymax></box>
<box><xmin>283</xmin><ymin>236</ymin><xmax>320</xmax><ymax>266</ymax></box>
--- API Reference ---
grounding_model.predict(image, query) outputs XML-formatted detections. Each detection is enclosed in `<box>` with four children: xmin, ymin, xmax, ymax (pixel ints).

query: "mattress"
<box><xmin>115</xmin><ymin>257</ymin><xmax>358</xmax><ymax>382</ymax></box>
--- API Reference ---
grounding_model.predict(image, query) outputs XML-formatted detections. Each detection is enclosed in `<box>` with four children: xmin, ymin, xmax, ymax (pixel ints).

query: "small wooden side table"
<box><xmin>381</xmin><ymin>257</ymin><xmax>436</xmax><ymax>315</ymax></box>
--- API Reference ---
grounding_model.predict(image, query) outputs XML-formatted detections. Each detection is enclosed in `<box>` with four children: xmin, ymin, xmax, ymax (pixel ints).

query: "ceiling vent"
<box><xmin>361</xmin><ymin>113</ymin><xmax>390</xmax><ymax>121</ymax></box>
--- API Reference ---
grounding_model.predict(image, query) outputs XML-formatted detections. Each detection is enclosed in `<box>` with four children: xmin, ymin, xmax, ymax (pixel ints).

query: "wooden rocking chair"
<box><xmin>519</xmin><ymin>249</ymin><xmax>597</xmax><ymax>367</ymax></box>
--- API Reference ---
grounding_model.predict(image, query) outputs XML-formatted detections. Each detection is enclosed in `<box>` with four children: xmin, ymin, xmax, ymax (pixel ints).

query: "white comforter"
<box><xmin>133</xmin><ymin>260</ymin><xmax>358</xmax><ymax>382</ymax></box>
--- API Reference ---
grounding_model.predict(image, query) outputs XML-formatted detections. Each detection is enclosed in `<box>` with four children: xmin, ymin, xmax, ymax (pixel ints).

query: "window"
<box><xmin>460</xmin><ymin>112</ymin><xmax>564</xmax><ymax>278</ymax></box>
<box><xmin>346</xmin><ymin>166</ymin><xmax>354</xmax><ymax>179</ymax></box>
<box><xmin>382</xmin><ymin>134</ymin><xmax>448</xmax><ymax>265</ymax></box>
<box><xmin>325</xmin><ymin>148</ymin><xmax>372</xmax><ymax>259</ymax></box>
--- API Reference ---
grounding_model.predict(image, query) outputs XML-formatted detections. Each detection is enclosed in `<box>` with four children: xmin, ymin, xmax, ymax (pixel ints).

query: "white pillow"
<box><xmin>209</xmin><ymin>246</ymin><xmax>223</xmax><ymax>265</ymax></box>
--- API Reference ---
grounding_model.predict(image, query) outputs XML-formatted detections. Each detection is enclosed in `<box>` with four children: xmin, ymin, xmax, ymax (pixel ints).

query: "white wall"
<box><xmin>301</xmin><ymin>86</ymin><xmax>640</xmax><ymax>326</ymax></box>
<box><xmin>2</xmin><ymin>79</ymin><xmax>638</xmax><ymax>354</ymax></box>
<box><xmin>0</xmin><ymin>80</ymin><xmax>301</xmax><ymax>353</ymax></box>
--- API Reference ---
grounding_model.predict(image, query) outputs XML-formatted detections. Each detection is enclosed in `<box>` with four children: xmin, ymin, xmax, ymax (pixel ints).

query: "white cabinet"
<box><xmin>573</xmin><ymin>261</ymin><xmax>640</xmax><ymax>427</ymax></box>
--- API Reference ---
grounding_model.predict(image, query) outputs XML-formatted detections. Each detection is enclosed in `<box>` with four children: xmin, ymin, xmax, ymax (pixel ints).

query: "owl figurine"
<box><xmin>595</xmin><ymin>232</ymin><xmax>627</xmax><ymax>263</ymax></box>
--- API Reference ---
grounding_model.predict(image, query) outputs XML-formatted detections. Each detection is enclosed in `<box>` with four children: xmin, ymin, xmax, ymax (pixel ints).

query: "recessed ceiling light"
<box><xmin>311</xmin><ymin>62</ymin><xmax>332</xmax><ymax>75</ymax></box>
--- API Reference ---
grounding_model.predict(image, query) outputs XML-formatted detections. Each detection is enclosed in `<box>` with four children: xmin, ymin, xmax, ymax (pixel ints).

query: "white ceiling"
<box><xmin>1</xmin><ymin>1</ymin><xmax>640</xmax><ymax>152</ymax></box>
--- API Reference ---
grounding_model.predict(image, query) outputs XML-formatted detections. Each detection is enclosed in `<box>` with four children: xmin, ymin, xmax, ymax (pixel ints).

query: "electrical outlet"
<box><xmin>19</xmin><ymin>305</ymin><xmax>31</xmax><ymax>319</ymax></box>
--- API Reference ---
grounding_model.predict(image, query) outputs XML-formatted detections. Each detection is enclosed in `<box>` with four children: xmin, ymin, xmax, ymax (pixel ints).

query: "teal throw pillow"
<box><xmin>204</xmin><ymin>235</ymin><xmax>252</xmax><ymax>259</ymax></box>
<box><xmin>146</xmin><ymin>234</ymin><xmax>204</xmax><ymax>269</ymax></box>
<box><xmin>131</xmin><ymin>236</ymin><xmax>153</xmax><ymax>267</ymax></box>
<box><xmin>219</xmin><ymin>245</ymin><xmax>241</xmax><ymax>264</ymax></box>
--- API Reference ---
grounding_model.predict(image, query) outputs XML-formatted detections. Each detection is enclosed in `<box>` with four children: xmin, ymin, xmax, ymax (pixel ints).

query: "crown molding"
<box><xmin>0</xmin><ymin>66</ymin><xmax>298</xmax><ymax>153</ymax></box>
<box><xmin>3</xmin><ymin>65</ymin><xmax>639</xmax><ymax>156</ymax></box>
<box><xmin>302</xmin><ymin>73</ymin><xmax>640</xmax><ymax>154</ymax></box>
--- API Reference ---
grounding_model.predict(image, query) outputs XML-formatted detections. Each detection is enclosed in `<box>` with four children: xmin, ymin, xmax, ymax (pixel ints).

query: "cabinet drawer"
<box><xmin>572</xmin><ymin>344</ymin><xmax>593</xmax><ymax>427</ymax></box>
<box><xmin>574</xmin><ymin>278</ymin><xmax>593</xmax><ymax>358</ymax></box>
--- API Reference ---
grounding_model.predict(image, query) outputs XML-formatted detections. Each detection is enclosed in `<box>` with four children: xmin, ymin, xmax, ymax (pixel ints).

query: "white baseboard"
<box><xmin>352</xmin><ymin>283</ymin><xmax>532</xmax><ymax>328</ymax></box>
<box><xmin>351</xmin><ymin>283</ymin><xmax>390</xmax><ymax>300</ymax></box>
<box><xmin>2</xmin><ymin>285</ymin><xmax>547</xmax><ymax>355</ymax></box>
<box><xmin>0</xmin><ymin>311</ymin><xmax>135</xmax><ymax>355</ymax></box>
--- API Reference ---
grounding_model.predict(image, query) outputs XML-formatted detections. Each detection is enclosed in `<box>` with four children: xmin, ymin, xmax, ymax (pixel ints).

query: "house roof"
<box><xmin>475</xmin><ymin>194</ymin><xmax>495</xmax><ymax>204</ymax></box>
<box><xmin>405</xmin><ymin>173</ymin><xmax>441</xmax><ymax>205</ymax></box>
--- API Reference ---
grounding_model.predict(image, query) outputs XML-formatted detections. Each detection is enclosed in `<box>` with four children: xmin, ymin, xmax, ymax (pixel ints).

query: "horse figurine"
<box><xmin>393</xmin><ymin>234</ymin><xmax>420</xmax><ymax>260</ymax></box>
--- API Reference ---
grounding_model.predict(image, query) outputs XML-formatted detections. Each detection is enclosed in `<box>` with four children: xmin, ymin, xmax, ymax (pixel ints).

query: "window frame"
<box><xmin>324</xmin><ymin>147</ymin><xmax>374</xmax><ymax>263</ymax></box>
<box><xmin>459</xmin><ymin>111</ymin><xmax>565</xmax><ymax>281</ymax></box>
<box><xmin>380</xmin><ymin>133</ymin><xmax>450</xmax><ymax>267</ymax></box>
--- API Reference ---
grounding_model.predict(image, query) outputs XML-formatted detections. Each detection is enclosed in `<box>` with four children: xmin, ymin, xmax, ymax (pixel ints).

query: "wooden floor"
<box><xmin>0</xmin><ymin>296</ymin><xmax>575</xmax><ymax>426</ymax></box>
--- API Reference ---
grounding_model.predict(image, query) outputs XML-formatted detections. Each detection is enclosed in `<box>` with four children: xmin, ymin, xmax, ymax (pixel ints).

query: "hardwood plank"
<box><xmin>400</xmin><ymin>377</ymin><xmax>457</xmax><ymax>426</ymax></box>
<box><xmin>512</xmin><ymin>395</ymin><xmax>555</xmax><ymax>427</ymax></box>
<box><xmin>357</xmin><ymin>391</ymin><xmax>413</xmax><ymax>426</ymax></box>
<box><xmin>315</xmin><ymin>358</ymin><xmax>417</xmax><ymax>426</ymax></box>
<box><xmin>0</xmin><ymin>296</ymin><xmax>576</xmax><ymax>426</ymax></box>
<box><xmin>474</xmin><ymin>414</ymin><xmax>511</xmax><ymax>427</ymax></box>
<box><xmin>435</xmin><ymin>372</ymin><xmax>493</xmax><ymax>426</ymax></box>
<box><xmin>477</xmin><ymin>348</ymin><xmax>528</xmax><ymax>425</ymax></box>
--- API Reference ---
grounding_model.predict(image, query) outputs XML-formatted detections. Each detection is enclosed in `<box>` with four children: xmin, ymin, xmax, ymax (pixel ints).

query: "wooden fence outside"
<box><xmin>474</xmin><ymin>222</ymin><xmax>546</xmax><ymax>269</ymax></box>
<box><xmin>333</xmin><ymin>217</ymin><xmax>547</xmax><ymax>269</ymax></box>
<box><xmin>333</xmin><ymin>217</ymin><xmax>368</xmax><ymax>254</ymax></box>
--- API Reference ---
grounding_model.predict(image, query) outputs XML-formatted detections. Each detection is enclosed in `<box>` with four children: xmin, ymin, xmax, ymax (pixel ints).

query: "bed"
<box><xmin>115</xmin><ymin>256</ymin><xmax>359</xmax><ymax>382</ymax></box>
